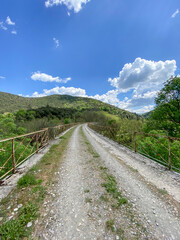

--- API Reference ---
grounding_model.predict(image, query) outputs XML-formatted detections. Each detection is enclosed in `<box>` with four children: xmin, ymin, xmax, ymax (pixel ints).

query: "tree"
<box><xmin>149</xmin><ymin>76</ymin><xmax>180</xmax><ymax>136</ymax></box>
<box><xmin>0</xmin><ymin>113</ymin><xmax>26</xmax><ymax>139</ymax></box>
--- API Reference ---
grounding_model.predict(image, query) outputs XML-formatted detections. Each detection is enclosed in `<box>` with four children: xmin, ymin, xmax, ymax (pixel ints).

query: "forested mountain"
<box><xmin>0</xmin><ymin>92</ymin><xmax>140</xmax><ymax>119</ymax></box>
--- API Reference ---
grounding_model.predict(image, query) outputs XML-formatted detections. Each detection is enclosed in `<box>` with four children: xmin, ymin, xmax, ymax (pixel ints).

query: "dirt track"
<box><xmin>33</xmin><ymin>124</ymin><xmax>180</xmax><ymax>240</ymax></box>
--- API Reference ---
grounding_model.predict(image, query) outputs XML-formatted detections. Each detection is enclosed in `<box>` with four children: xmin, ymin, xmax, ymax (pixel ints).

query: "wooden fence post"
<box><xmin>12</xmin><ymin>138</ymin><xmax>16</xmax><ymax>173</ymax></box>
<box><xmin>134</xmin><ymin>132</ymin><xmax>137</xmax><ymax>153</ymax></box>
<box><xmin>36</xmin><ymin>134</ymin><xmax>39</xmax><ymax>153</ymax></box>
<box><xmin>168</xmin><ymin>137</ymin><xmax>171</xmax><ymax>170</ymax></box>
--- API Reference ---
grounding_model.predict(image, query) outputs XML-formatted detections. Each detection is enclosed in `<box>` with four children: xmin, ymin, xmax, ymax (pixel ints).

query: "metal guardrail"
<box><xmin>0</xmin><ymin>124</ymin><xmax>75</xmax><ymax>180</ymax></box>
<box><xmin>88</xmin><ymin>123</ymin><xmax>180</xmax><ymax>171</ymax></box>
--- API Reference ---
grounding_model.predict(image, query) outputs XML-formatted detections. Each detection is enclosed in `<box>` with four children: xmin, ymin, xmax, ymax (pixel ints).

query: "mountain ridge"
<box><xmin>0</xmin><ymin>91</ymin><xmax>140</xmax><ymax>119</ymax></box>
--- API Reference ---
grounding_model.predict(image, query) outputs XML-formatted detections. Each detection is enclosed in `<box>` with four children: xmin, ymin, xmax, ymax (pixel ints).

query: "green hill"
<box><xmin>0</xmin><ymin>92</ymin><xmax>140</xmax><ymax>119</ymax></box>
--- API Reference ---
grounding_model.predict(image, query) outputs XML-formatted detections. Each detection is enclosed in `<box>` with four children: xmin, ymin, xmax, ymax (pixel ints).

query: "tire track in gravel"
<box><xmin>83</xmin><ymin>124</ymin><xmax>180</xmax><ymax>240</ymax></box>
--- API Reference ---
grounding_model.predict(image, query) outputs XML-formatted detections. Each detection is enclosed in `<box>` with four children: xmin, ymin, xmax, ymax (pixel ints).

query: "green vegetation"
<box><xmin>0</xmin><ymin>202</ymin><xmax>38</xmax><ymax>240</ymax></box>
<box><xmin>84</xmin><ymin>189</ymin><xmax>90</xmax><ymax>193</ymax></box>
<box><xmin>0</xmin><ymin>128</ymin><xmax>74</xmax><ymax>239</ymax></box>
<box><xmin>0</xmin><ymin>113</ymin><xmax>26</xmax><ymax>139</ymax></box>
<box><xmin>0</xmin><ymin>138</ymin><xmax>37</xmax><ymax>178</ymax></box>
<box><xmin>0</xmin><ymin>106</ymin><xmax>75</xmax><ymax>179</ymax></box>
<box><xmin>17</xmin><ymin>174</ymin><xmax>42</xmax><ymax>188</ymax></box>
<box><xmin>85</xmin><ymin>197</ymin><xmax>92</xmax><ymax>203</ymax></box>
<box><xmin>106</xmin><ymin>219</ymin><xmax>116</xmax><ymax>232</ymax></box>
<box><xmin>0</xmin><ymin>76</ymin><xmax>179</xmax><ymax>178</ymax></box>
<box><xmin>100</xmin><ymin>169</ymin><xmax>128</xmax><ymax>208</ymax></box>
<box><xmin>144</xmin><ymin>76</ymin><xmax>180</xmax><ymax>137</ymax></box>
<box><xmin>89</xmin><ymin>77</ymin><xmax>180</xmax><ymax>171</ymax></box>
<box><xmin>0</xmin><ymin>92</ymin><xmax>140</xmax><ymax>120</ymax></box>
<box><xmin>157</xmin><ymin>188</ymin><xmax>168</xmax><ymax>195</ymax></box>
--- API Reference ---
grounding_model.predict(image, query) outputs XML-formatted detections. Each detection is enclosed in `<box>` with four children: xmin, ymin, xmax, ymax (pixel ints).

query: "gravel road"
<box><xmin>33</xmin><ymin>124</ymin><xmax>180</xmax><ymax>240</ymax></box>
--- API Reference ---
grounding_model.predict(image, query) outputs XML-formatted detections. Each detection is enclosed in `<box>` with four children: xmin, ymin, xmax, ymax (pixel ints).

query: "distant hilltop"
<box><xmin>0</xmin><ymin>91</ymin><xmax>141</xmax><ymax>119</ymax></box>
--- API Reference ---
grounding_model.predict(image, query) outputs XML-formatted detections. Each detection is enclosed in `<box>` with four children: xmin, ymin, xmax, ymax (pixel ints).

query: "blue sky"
<box><xmin>0</xmin><ymin>0</ymin><xmax>179</xmax><ymax>113</ymax></box>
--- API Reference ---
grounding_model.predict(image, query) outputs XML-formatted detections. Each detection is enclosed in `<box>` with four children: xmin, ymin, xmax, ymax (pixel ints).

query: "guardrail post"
<box><xmin>36</xmin><ymin>134</ymin><xmax>39</xmax><ymax>153</ymax></box>
<box><xmin>134</xmin><ymin>132</ymin><xmax>137</xmax><ymax>153</ymax></box>
<box><xmin>12</xmin><ymin>138</ymin><xmax>16</xmax><ymax>173</ymax></box>
<box><xmin>168</xmin><ymin>137</ymin><xmax>171</xmax><ymax>170</ymax></box>
<box><xmin>53</xmin><ymin>128</ymin><xmax>56</xmax><ymax>139</ymax></box>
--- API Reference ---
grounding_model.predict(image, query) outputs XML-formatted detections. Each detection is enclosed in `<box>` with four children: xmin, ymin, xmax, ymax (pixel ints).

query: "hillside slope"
<box><xmin>0</xmin><ymin>92</ymin><xmax>140</xmax><ymax>119</ymax></box>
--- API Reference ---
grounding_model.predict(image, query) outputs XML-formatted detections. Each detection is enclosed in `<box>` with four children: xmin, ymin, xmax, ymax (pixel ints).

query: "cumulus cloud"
<box><xmin>31</xmin><ymin>86</ymin><xmax>87</xmax><ymax>97</ymax></box>
<box><xmin>92</xmin><ymin>90</ymin><xmax>119</xmax><ymax>106</ymax></box>
<box><xmin>45</xmin><ymin>0</ymin><xmax>90</xmax><ymax>13</ymax></box>
<box><xmin>6</xmin><ymin>16</ymin><xmax>15</xmax><ymax>25</ymax></box>
<box><xmin>132</xmin><ymin>105</ymin><xmax>154</xmax><ymax>114</ymax></box>
<box><xmin>28</xmin><ymin>57</ymin><xmax>177</xmax><ymax>114</ymax></box>
<box><xmin>53</xmin><ymin>37</ymin><xmax>59</xmax><ymax>48</ymax></box>
<box><xmin>117</xmin><ymin>90</ymin><xmax>158</xmax><ymax>113</ymax></box>
<box><xmin>107</xmin><ymin>58</ymin><xmax>177</xmax><ymax>113</ymax></box>
<box><xmin>31</xmin><ymin>71</ymin><xmax>71</xmax><ymax>83</ymax></box>
<box><xmin>27</xmin><ymin>85</ymin><xmax>155</xmax><ymax>113</ymax></box>
<box><xmin>108</xmin><ymin>58</ymin><xmax>176</xmax><ymax>94</ymax></box>
<box><xmin>171</xmin><ymin>9</ymin><xmax>179</xmax><ymax>18</ymax></box>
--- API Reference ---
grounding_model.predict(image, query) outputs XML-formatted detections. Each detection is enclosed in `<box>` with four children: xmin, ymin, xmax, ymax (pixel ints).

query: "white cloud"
<box><xmin>109</xmin><ymin>58</ymin><xmax>176</xmax><ymax>94</ymax></box>
<box><xmin>31</xmin><ymin>71</ymin><xmax>71</xmax><ymax>83</ymax></box>
<box><xmin>6</xmin><ymin>16</ymin><xmax>15</xmax><ymax>25</ymax></box>
<box><xmin>27</xmin><ymin>85</ymin><xmax>155</xmax><ymax>114</ymax></box>
<box><xmin>0</xmin><ymin>76</ymin><xmax>5</xmax><ymax>79</ymax></box>
<box><xmin>11</xmin><ymin>30</ymin><xmax>17</xmax><ymax>35</ymax></box>
<box><xmin>31</xmin><ymin>86</ymin><xmax>87</xmax><ymax>97</ymax></box>
<box><xmin>0</xmin><ymin>17</ymin><xmax>17</xmax><ymax>34</ymax></box>
<box><xmin>27</xmin><ymin>57</ymin><xmax>177</xmax><ymax>114</ymax></box>
<box><xmin>92</xmin><ymin>90</ymin><xmax>119</xmax><ymax>106</ymax></box>
<box><xmin>0</xmin><ymin>22</ymin><xmax>7</xmax><ymax>31</ymax></box>
<box><xmin>117</xmin><ymin>96</ymin><xmax>155</xmax><ymax>114</ymax></box>
<box><xmin>118</xmin><ymin>90</ymin><xmax>158</xmax><ymax>112</ymax></box>
<box><xmin>171</xmin><ymin>9</ymin><xmax>179</xmax><ymax>18</ymax></box>
<box><xmin>132</xmin><ymin>105</ymin><xmax>154</xmax><ymax>114</ymax></box>
<box><xmin>53</xmin><ymin>37</ymin><xmax>59</xmax><ymax>48</ymax></box>
<box><xmin>45</xmin><ymin>0</ymin><xmax>90</xmax><ymax>13</ymax></box>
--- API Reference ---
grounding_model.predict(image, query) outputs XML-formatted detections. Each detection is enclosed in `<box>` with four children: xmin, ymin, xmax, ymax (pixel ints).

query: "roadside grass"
<box><xmin>158</xmin><ymin>188</ymin><xmax>168</xmax><ymax>195</ymax></box>
<box><xmin>0</xmin><ymin>127</ymin><xmax>75</xmax><ymax>240</ymax></box>
<box><xmin>106</xmin><ymin>219</ymin><xmax>116</xmax><ymax>232</ymax></box>
<box><xmin>17</xmin><ymin>174</ymin><xmax>42</xmax><ymax>188</ymax></box>
<box><xmin>85</xmin><ymin>197</ymin><xmax>92</xmax><ymax>203</ymax></box>
<box><xmin>84</xmin><ymin>189</ymin><xmax>90</xmax><ymax>193</ymax></box>
<box><xmin>99</xmin><ymin>194</ymin><xmax>109</xmax><ymax>202</ymax></box>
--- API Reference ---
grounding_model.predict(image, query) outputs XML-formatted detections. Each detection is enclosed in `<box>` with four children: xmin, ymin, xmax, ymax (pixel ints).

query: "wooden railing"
<box><xmin>0</xmin><ymin>124</ymin><xmax>75</xmax><ymax>180</ymax></box>
<box><xmin>88</xmin><ymin>123</ymin><xmax>180</xmax><ymax>171</ymax></box>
